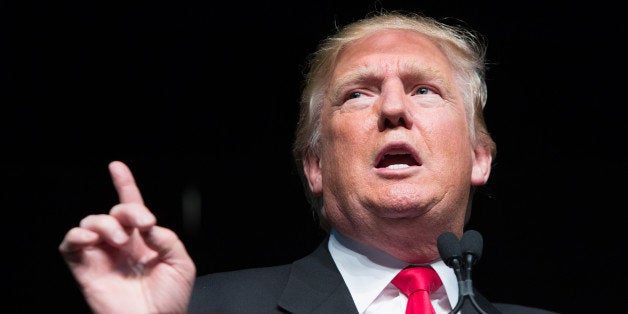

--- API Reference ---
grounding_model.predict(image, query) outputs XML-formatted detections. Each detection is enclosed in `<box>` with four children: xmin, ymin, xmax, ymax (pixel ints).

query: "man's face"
<box><xmin>303</xmin><ymin>29</ymin><xmax>491</xmax><ymax>260</ymax></box>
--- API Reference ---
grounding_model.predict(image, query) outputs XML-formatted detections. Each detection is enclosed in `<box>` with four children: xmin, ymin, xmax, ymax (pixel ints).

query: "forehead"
<box><xmin>333</xmin><ymin>29</ymin><xmax>451</xmax><ymax>76</ymax></box>
<box><xmin>329</xmin><ymin>29</ymin><xmax>456</xmax><ymax>92</ymax></box>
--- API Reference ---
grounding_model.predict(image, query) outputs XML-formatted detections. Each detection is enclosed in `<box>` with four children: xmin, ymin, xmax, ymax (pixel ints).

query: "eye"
<box><xmin>416</xmin><ymin>86</ymin><xmax>433</xmax><ymax>95</ymax></box>
<box><xmin>348</xmin><ymin>91</ymin><xmax>362</xmax><ymax>99</ymax></box>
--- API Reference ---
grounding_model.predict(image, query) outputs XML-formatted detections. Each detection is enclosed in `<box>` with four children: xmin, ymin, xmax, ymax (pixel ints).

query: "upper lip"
<box><xmin>374</xmin><ymin>142</ymin><xmax>422</xmax><ymax>168</ymax></box>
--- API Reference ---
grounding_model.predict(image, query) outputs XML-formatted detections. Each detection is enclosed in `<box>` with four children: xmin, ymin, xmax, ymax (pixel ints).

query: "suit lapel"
<box><xmin>277</xmin><ymin>237</ymin><xmax>359</xmax><ymax>313</ymax></box>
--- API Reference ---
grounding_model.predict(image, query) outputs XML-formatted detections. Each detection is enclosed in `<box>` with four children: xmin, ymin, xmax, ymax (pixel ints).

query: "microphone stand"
<box><xmin>440</xmin><ymin>230</ymin><xmax>491</xmax><ymax>314</ymax></box>
<box><xmin>455</xmin><ymin>253</ymin><xmax>488</xmax><ymax>314</ymax></box>
<box><xmin>449</xmin><ymin>256</ymin><xmax>466</xmax><ymax>314</ymax></box>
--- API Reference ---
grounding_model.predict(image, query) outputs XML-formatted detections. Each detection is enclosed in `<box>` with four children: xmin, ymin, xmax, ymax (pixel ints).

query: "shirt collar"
<box><xmin>328</xmin><ymin>229</ymin><xmax>459</xmax><ymax>313</ymax></box>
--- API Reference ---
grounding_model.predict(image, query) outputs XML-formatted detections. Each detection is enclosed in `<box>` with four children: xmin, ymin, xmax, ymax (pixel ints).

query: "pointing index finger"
<box><xmin>108</xmin><ymin>161</ymin><xmax>145</xmax><ymax>204</ymax></box>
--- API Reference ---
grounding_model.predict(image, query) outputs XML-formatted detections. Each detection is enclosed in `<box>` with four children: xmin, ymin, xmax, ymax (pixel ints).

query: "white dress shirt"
<box><xmin>328</xmin><ymin>229</ymin><xmax>460</xmax><ymax>314</ymax></box>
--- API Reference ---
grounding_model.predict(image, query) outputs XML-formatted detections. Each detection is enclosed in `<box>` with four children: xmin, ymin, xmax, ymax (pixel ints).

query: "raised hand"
<box><xmin>59</xmin><ymin>161</ymin><xmax>196</xmax><ymax>314</ymax></box>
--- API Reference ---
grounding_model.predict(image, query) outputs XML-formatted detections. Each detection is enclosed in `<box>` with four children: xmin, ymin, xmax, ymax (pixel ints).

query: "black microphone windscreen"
<box><xmin>437</xmin><ymin>232</ymin><xmax>461</xmax><ymax>267</ymax></box>
<box><xmin>460</xmin><ymin>229</ymin><xmax>483</xmax><ymax>261</ymax></box>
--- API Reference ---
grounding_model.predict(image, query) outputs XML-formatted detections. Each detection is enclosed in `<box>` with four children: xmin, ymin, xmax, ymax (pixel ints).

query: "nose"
<box><xmin>377</xmin><ymin>81</ymin><xmax>413</xmax><ymax>131</ymax></box>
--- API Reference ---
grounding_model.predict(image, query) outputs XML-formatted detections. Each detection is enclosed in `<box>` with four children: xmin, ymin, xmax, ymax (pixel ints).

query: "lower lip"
<box><xmin>375</xmin><ymin>165</ymin><xmax>420</xmax><ymax>177</ymax></box>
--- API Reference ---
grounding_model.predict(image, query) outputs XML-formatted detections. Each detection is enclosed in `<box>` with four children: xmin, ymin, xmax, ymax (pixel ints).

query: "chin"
<box><xmin>376</xmin><ymin>202</ymin><xmax>432</xmax><ymax>219</ymax></box>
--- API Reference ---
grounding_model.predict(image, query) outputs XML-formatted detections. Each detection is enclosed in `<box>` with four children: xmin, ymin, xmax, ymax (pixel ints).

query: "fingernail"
<box><xmin>135</xmin><ymin>216</ymin><xmax>153</xmax><ymax>227</ymax></box>
<box><xmin>112</xmin><ymin>230</ymin><xmax>128</xmax><ymax>244</ymax></box>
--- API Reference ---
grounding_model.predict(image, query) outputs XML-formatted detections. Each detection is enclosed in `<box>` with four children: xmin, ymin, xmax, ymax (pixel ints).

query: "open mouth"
<box><xmin>375</xmin><ymin>145</ymin><xmax>421</xmax><ymax>169</ymax></box>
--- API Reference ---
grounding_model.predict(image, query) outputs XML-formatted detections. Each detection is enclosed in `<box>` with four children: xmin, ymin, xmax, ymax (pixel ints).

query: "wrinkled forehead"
<box><xmin>332</xmin><ymin>29</ymin><xmax>453</xmax><ymax>77</ymax></box>
<box><xmin>328</xmin><ymin>29</ymin><xmax>457</xmax><ymax>94</ymax></box>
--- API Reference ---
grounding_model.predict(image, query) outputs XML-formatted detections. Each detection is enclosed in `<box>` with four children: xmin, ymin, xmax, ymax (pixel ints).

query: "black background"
<box><xmin>3</xmin><ymin>1</ymin><xmax>626</xmax><ymax>313</ymax></box>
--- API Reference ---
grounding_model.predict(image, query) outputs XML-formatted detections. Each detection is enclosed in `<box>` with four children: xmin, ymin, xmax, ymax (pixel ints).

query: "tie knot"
<box><xmin>392</xmin><ymin>266</ymin><xmax>443</xmax><ymax>296</ymax></box>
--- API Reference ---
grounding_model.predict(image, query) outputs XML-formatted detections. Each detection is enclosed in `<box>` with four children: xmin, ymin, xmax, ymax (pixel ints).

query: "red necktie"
<box><xmin>392</xmin><ymin>266</ymin><xmax>443</xmax><ymax>314</ymax></box>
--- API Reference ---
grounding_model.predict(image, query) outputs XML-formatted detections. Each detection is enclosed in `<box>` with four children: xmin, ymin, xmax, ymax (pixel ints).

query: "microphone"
<box><xmin>437</xmin><ymin>230</ymin><xmax>490</xmax><ymax>314</ymax></box>
<box><xmin>436</xmin><ymin>232</ymin><xmax>463</xmax><ymax>268</ymax></box>
<box><xmin>461</xmin><ymin>229</ymin><xmax>483</xmax><ymax>264</ymax></box>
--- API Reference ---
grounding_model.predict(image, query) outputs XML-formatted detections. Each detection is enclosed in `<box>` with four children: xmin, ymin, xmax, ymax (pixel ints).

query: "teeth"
<box><xmin>386</xmin><ymin>164</ymin><xmax>409</xmax><ymax>169</ymax></box>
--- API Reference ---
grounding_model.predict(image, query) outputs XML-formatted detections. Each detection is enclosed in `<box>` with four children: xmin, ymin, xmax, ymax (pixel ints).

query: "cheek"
<box><xmin>427</xmin><ymin>116</ymin><xmax>474</xmax><ymax>163</ymax></box>
<box><xmin>321</xmin><ymin>113</ymin><xmax>372</xmax><ymax>169</ymax></box>
<box><xmin>323</xmin><ymin>111</ymin><xmax>373</xmax><ymax>148</ymax></box>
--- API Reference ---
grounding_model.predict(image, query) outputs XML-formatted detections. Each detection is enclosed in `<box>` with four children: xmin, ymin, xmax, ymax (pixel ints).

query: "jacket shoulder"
<box><xmin>189</xmin><ymin>264</ymin><xmax>293</xmax><ymax>313</ymax></box>
<box><xmin>494</xmin><ymin>303</ymin><xmax>560</xmax><ymax>314</ymax></box>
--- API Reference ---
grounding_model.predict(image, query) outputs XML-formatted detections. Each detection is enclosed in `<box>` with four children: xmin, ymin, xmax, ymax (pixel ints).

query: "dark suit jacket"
<box><xmin>189</xmin><ymin>237</ymin><xmax>557</xmax><ymax>314</ymax></box>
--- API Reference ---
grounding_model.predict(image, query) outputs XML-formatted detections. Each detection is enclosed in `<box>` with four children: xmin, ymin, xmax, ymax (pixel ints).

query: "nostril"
<box><xmin>384</xmin><ymin>116</ymin><xmax>406</xmax><ymax>128</ymax></box>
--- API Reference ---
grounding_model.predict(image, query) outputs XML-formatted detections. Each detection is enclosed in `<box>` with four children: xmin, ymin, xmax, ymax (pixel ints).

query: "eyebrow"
<box><xmin>329</xmin><ymin>61</ymin><xmax>451</xmax><ymax>101</ymax></box>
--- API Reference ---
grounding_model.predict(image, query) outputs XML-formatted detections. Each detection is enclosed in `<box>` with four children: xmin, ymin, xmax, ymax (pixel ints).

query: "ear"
<box><xmin>303</xmin><ymin>153</ymin><xmax>323</xmax><ymax>195</ymax></box>
<box><xmin>470</xmin><ymin>142</ymin><xmax>492</xmax><ymax>186</ymax></box>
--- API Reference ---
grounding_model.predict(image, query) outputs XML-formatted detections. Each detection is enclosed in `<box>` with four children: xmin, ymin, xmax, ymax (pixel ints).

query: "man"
<box><xmin>59</xmin><ymin>11</ymin><xmax>556</xmax><ymax>313</ymax></box>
